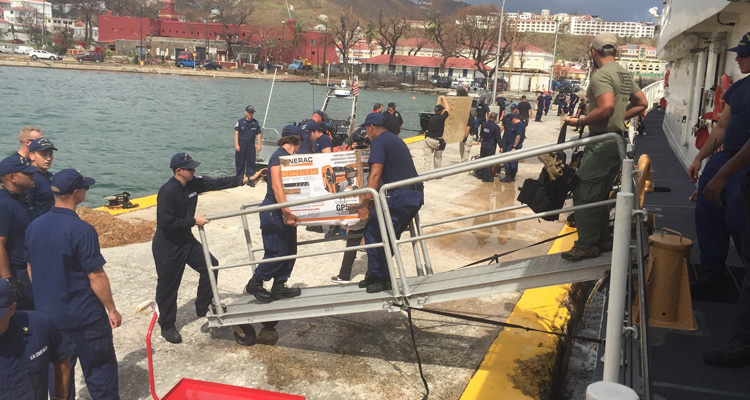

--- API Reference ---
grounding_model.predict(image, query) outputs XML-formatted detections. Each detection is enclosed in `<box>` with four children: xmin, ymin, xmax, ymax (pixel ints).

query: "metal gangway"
<box><xmin>197</xmin><ymin>132</ymin><xmax>648</xmax><ymax>391</ymax></box>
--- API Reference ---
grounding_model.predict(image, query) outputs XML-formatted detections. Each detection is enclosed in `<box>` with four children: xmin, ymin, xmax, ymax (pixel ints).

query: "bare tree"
<box><xmin>255</xmin><ymin>24</ymin><xmax>280</xmax><ymax>64</ymax></box>
<box><xmin>204</xmin><ymin>0</ymin><xmax>255</xmax><ymax>60</ymax></box>
<box><xmin>71</xmin><ymin>0</ymin><xmax>104</xmax><ymax>42</ymax></box>
<box><xmin>455</xmin><ymin>5</ymin><xmax>506</xmax><ymax>78</ymax></box>
<box><xmin>405</xmin><ymin>26</ymin><xmax>428</xmax><ymax>56</ymax></box>
<box><xmin>328</xmin><ymin>8</ymin><xmax>363</xmax><ymax>74</ymax></box>
<box><xmin>103</xmin><ymin>0</ymin><xmax>160</xmax><ymax>18</ymax></box>
<box><xmin>424</xmin><ymin>12</ymin><xmax>460</xmax><ymax>71</ymax></box>
<box><xmin>378</xmin><ymin>11</ymin><xmax>407</xmax><ymax>68</ymax></box>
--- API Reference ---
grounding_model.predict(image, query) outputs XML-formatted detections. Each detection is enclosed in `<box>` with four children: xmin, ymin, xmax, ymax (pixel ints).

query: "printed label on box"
<box><xmin>280</xmin><ymin>150</ymin><xmax>369</xmax><ymax>226</ymax></box>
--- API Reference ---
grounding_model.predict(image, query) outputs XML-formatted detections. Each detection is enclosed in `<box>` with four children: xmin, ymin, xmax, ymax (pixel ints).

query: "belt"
<box><xmin>725</xmin><ymin>148</ymin><xmax>740</xmax><ymax>157</ymax></box>
<box><xmin>386</xmin><ymin>184</ymin><xmax>423</xmax><ymax>194</ymax></box>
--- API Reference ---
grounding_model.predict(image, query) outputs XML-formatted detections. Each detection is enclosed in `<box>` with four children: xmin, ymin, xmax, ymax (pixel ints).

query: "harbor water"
<box><xmin>0</xmin><ymin>66</ymin><xmax>439</xmax><ymax>205</ymax></box>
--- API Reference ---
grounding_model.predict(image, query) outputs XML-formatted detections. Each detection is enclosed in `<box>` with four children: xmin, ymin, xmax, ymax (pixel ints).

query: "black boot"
<box><xmin>245</xmin><ymin>275</ymin><xmax>273</xmax><ymax>303</ymax></box>
<box><xmin>161</xmin><ymin>326</ymin><xmax>183</xmax><ymax>344</ymax></box>
<box><xmin>271</xmin><ymin>281</ymin><xmax>301</xmax><ymax>300</ymax></box>
<box><xmin>358</xmin><ymin>274</ymin><xmax>376</xmax><ymax>288</ymax></box>
<box><xmin>366</xmin><ymin>278</ymin><xmax>392</xmax><ymax>293</ymax></box>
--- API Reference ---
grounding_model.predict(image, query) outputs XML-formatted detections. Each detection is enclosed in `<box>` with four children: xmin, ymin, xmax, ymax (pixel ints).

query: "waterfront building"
<box><xmin>616</xmin><ymin>44</ymin><xmax>666</xmax><ymax>78</ymax></box>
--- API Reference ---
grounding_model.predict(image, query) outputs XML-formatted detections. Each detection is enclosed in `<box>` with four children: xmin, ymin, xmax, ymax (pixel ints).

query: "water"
<box><xmin>0</xmin><ymin>66</ymin><xmax>438</xmax><ymax>205</ymax></box>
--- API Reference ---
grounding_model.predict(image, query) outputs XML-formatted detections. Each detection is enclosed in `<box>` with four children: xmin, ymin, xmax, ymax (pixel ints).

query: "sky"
<box><xmin>463</xmin><ymin>0</ymin><xmax>664</xmax><ymax>23</ymax></box>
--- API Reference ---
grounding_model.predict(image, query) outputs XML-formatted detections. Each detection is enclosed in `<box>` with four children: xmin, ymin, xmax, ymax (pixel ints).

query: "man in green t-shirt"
<box><xmin>561</xmin><ymin>32</ymin><xmax>648</xmax><ymax>261</ymax></box>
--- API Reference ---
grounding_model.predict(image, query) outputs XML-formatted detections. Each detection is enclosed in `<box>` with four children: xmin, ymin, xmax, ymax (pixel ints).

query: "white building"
<box><xmin>569</xmin><ymin>15</ymin><xmax>655</xmax><ymax>38</ymax></box>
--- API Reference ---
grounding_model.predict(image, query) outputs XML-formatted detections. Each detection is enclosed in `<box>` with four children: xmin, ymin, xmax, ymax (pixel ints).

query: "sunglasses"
<box><xmin>181</xmin><ymin>167</ymin><xmax>196</xmax><ymax>172</ymax></box>
<box><xmin>738</xmin><ymin>51</ymin><xmax>750</xmax><ymax>58</ymax></box>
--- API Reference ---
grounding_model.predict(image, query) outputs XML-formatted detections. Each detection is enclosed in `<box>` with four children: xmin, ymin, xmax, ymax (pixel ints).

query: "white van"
<box><xmin>14</xmin><ymin>45</ymin><xmax>33</xmax><ymax>54</ymax></box>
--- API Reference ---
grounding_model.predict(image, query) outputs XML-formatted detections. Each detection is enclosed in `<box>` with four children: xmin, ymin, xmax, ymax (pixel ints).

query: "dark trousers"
<box><xmin>568</xmin><ymin>100</ymin><xmax>579</xmax><ymax>116</ymax></box>
<box><xmin>696</xmin><ymin>151</ymin><xmax>748</xmax><ymax>275</ymax></box>
<box><xmin>535</xmin><ymin>108</ymin><xmax>543</xmax><ymax>121</ymax></box>
<box><xmin>254</xmin><ymin>201</ymin><xmax>297</xmax><ymax>283</ymax></box>
<box><xmin>235</xmin><ymin>141</ymin><xmax>256</xmax><ymax>178</ymax></box>
<box><xmin>504</xmin><ymin>143</ymin><xmax>522</xmax><ymax>178</ymax></box>
<box><xmin>544</xmin><ymin>102</ymin><xmax>550</xmax><ymax>115</ymax></box>
<box><xmin>56</xmin><ymin>318</ymin><xmax>120</xmax><ymax>400</ymax></box>
<box><xmin>337</xmin><ymin>228</ymin><xmax>365</xmax><ymax>280</ymax></box>
<box><xmin>364</xmin><ymin>190</ymin><xmax>423</xmax><ymax>280</ymax></box>
<box><xmin>477</xmin><ymin>143</ymin><xmax>497</xmax><ymax>181</ymax></box>
<box><xmin>737</xmin><ymin>175</ymin><xmax>750</xmax><ymax>343</ymax></box>
<box><xmin>153</xmin><ymin>233</ymin><xmax>218</xmax><ymax>329</ymax></box>
<box><xmin>557</xmin><ymin>103</ymin><xmax>567</xmax><ymax>116</ymax></box>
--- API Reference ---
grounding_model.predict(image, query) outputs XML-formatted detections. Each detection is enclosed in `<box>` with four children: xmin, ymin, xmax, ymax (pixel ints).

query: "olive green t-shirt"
<box><xmin>586</xmin><ymin>61</ymin><xmax>635</xmax><ymax>134</ymax></box>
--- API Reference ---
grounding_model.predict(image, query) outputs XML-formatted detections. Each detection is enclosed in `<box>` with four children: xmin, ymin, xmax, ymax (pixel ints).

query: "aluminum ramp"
<box><xmin>207</xmin><ymin>253</ymin><xmax>611</xmax><ymax>327</ymax></box>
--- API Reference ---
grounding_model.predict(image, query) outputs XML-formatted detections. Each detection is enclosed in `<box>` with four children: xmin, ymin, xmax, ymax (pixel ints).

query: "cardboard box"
<box><xmin>280</xmin><ymin>150</ymin><xmax>369</xmax><ymax>226</ymax></box>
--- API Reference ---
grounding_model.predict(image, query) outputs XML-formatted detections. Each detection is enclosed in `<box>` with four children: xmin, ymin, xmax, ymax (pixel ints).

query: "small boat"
<box><xmin>319</xmin><ymin>79</ymin><xmax>359</xmax><ymax>147</ymax></box>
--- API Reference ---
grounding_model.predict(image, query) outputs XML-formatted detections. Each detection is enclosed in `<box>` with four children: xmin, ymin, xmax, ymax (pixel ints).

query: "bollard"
<box><xmin>586</xmin><ymin>381</ymin><xmax>639</xmax><ymax>400</ymax></box>
<box><xmin>633</xmin><ymin>227</ymin><xmax>697</xmax><ymax>330</ymax></box>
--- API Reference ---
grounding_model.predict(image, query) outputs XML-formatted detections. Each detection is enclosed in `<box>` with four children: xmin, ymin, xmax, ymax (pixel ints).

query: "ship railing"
<box><xmin>197</xmin><ymin>132</ymin><xmax>644</xmax><ymax>391</ymax></box>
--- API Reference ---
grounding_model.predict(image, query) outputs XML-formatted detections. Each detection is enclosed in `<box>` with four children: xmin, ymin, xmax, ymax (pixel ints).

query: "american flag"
<box><xmin>351</xmin><ymin>76</ymin><xmax>359</xmax><ymax>96</ymax></box>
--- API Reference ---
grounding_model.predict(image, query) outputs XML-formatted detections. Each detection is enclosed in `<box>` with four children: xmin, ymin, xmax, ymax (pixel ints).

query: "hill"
<box><xmin>520</xmin><ymin>32</ymin><xmax>657</xmax><ymax>63</ymax></box>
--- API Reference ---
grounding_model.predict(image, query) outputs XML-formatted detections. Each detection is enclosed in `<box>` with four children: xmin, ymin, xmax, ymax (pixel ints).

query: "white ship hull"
<box><xmin>656</xmin><ymin>0</ymin><xmax>750</xmax><ymax>168</ymax></box>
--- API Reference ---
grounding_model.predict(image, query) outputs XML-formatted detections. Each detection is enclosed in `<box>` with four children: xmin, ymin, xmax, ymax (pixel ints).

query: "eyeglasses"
<box><xmin>738</xmin><ymin>51</ymin><xmax>750</xmax><ymax>58</ymax></box>
<box><xmin>181</xmin><ymin>167</ymin><xmax>195</xmax><ymax>172</ymax></box>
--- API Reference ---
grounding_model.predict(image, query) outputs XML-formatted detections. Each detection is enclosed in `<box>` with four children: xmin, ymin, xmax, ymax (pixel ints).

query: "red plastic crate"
<box><xmin>161</xmin><ymin>378</ymin><xmax>305</xmax><ymax>400</ymax></box>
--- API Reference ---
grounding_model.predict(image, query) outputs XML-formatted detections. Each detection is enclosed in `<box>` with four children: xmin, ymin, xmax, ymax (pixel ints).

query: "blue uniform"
<box><xmin>0</xmin><ymin>188</ymin><xmax>34</xmax><ymax>310</ymax></box>
<box><xmin>544</xmin><ymin>94</ymin><xmax>552</xmax><ymax>115</ymax></box>
<box><xmin>26</xmin><ymin>169</ymin><xmax>53</xmax><ymax>219</ymax></box>
<box><xmin>503</xmin><ymin>121</ymin><xmax>525</xmax><ymax>179</ymax></box>
<box><xmin>297</xmin><ymin>121</ymin><xmax>316</xmax><ymax>154</ymax></box>
<box><xmin>235</xmin><ymin>117</ymin><xmax>261</xmax><ymax>177</ymax></box>
<box><xmin>25</xmin><ymin>207</ymin><xmax>119</xmax><ymax>400</ymax></box>
<box><xmin>0</xmin><ymin>311</ymin><xmax>75</xmax><ymax>400</ymax></box>
<box><xmin>477</xmin><ymin>121</ymin><xmax>501</xmax><ymax>182</ymax></box>
<box><xmin>152</xmin><ymin>174</ymin><xmax>243</xmax><ymax>328</ymax></box>
<box><xmin>314</xmin><ymin>134</ymin><xmax>333</xmax><ymax>153</ymax></box>
<box><xmin>364</xmin><ymin>131</ymin><xmax>423</xmax><ymax>280</ymax></box>
<box><xmin>535</xmin><ymin>95</ymin><xmax>545</xmax><ymax>121</ymax></box>
<box><xmin>474</xmin><ymin>103</ymin><xmax>490</xmax><ymax>132</ymax></box>
<box><xmin>255</xmin><ymin>148</ymin><xmax>297</xmax><ymax>282</ymax></box>
<box><xmin>556</xmin><ymin>93</ymin><xmax>567</xmax><ymax>115</ymax></box>
<box><xmin>568</xmin><ymin>93</ymin><xmax>579</xmax><ymax>116</ymax></box>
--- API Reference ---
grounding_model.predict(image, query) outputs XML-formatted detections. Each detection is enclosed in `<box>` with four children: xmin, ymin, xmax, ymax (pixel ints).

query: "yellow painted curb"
<box><xmin>403</xmin><ymin>135</ymin><xmax>425</xmax><ymax>144</ymax></box>
<box><xmin>460</xmin><ymin>224</ymin><xmax>578</xmax><ymax>400</ymax></box>
<box><xmin>92</xmin><ymin>194</ymin><xmax>158</xmax><ymax>216</ymax></box>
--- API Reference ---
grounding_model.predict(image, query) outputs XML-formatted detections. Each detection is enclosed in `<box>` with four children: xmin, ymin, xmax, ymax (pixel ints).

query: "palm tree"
<box><xmin>290</xmin><ymin>21</ymin><xmax>302</xmax><ymax>57</ymax></box>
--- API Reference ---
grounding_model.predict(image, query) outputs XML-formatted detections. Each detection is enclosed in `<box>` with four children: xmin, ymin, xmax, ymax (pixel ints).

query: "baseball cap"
<box><xmin>509</xmin><ymin>113</ymin><xmax>521</xmax><ymax>120</ymax></box>
<box><xmin>510</xmin><ymin>104</ymin><xmax>518</xmax><ymax>110</ymax></box>
<box><xmin>0</xmin><ymin>279</ymin><xmax>14</xmax><ymax>319</ymax></box>
<box><xmin>728</xmin><ymin>32</ymin><xmax>750</xmax><ymax>53</ymax></box>
<box><xmin>387</xmin><ymin>102</ymin><xmax>396</xmax><ymax>108</ymax></box>
<box><xmin>590</xmin><ymin>32</ymin><xmax>618</xmax><ymax>51</ymax></box>
<box><xmin>29</xmin><ymin>137</ymin><xmax>57</xmax><ymax>153</ymax></box>
<box><xmin>0</xmin><ymin>155</ymin><xmax>38</xmax><ymax>176</ymax></box>
<box><xmin>363</xmin><ymin>112</ymin><xmax>386</xmax><ymax>126</ymax></box>
<box><xmin>169</xmin><ymin>152</ymin><xmax>201</xmax><ymax>170</ymax></box>
<box><xmin>51</xmin><ymin>169</ymin><xmax>96</xmax><ymax>195</ymax></box>
<box><xmin>434</xmin><ymin>104</ymin><xmax>445</xmax><ymax>112</ymax></box>
<box><xmin>245</xmin><ymin>105</ymin><xmax>255</xmax><ymax>113</ymax></box>
<box><xmin>302</xmin><ymin>121</ymin><xmax>321</xmax><ymax>133</ymax></box>
<box><xmin>313</xmin><ymin>110</ymin><xmax>325</xmax><ymax>118</ymax></box>
<box><xmin>282</xmin><ymin>124</ymin><xmax>304</xmax><ymax>137</ymax></box>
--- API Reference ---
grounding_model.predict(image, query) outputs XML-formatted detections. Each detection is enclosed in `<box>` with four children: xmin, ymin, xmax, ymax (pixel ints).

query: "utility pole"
<box><xmin>491</xmin><ymin>0</ymin><xmax>506</xmax><ymax>102</ymax></box>
<box><xmin>549</xmin><ymin>20</ymin><xmax>559</xmax><ymax>90</ymax></box>
<box><xmin>140</xmin><ymin>7</ymin><xmax>143</xmax><ymax>63</ymax></box>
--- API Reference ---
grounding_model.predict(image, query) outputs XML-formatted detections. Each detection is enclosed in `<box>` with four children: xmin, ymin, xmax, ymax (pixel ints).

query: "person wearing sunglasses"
<box><xmin>695</xmin><ymin>31</ymin><xmax>750</xmax><ymax>368</ymax></box>
<box><xmin>152</xmin><ymin>153</ymin><xmax>265</xmax><ymax>344</ymax></box>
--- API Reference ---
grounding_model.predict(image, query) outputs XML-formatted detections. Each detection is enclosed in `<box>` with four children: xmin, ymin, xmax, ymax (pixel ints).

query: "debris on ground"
<box><xmin>77</xmin><ymin>206</ymin><xmax>155</xmax><ymax>248</ymax></box>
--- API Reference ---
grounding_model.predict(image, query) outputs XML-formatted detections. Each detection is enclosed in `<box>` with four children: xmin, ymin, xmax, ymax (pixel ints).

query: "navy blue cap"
<box><xmin>51</xmin><ymin>169</ymin><xmax>95</xmax><ymax>195</ymax></box>
<box><xmin>388</xmin><ymin>102</ymin><xmax>396</xmax><ymax>108</ymax></box>
<box><xmin>0</xmin><ymin>279</ymin><xmax>13</xmax><ymax>319</ymax></box>
<box><xmin>302</xmin><ymin>121</ymin><xmax>321</xmax><ymax>133</ymax></box>
<box><xmin>313</xmin><ymin>110</ymin><xmax>325</xmax><ymax>118</ymax></box>
<box><xmin>728</xmin><ymin>32</ymin><xmax>750</xmax><ymax>52</ymax></box>
<box><xmin>170</xmin><ymin>153</ymin><xmax>201</xmax><ymax>169</ymax></box>
<box><xmin>509</xmin><ymin>113</ymin><xmax>521</xmax><ymax>120</ymax></box>
<box><xmin>434</xmin><ymin>104</ymin><xmax>445</xmax><ymax>112</ymax></box>
<box><xmin>510</xmin><ymin>104</ymin><xmax>518</xmax><ymax>110</ymax></box>
<box><xmin>0</xmin><ymin>155</ymin><xmax>38</xmax><ymax>176</ymax></box>
<box><xmin>363</xmin><ymin>112</ymin><xmax>386</xmax><ymax>126</ymax></box>
<box><xmin>245</xmin><ymin>105</ymin><xmax>255</xmax><ymax>113</ymax></box>
<box><xmin>29</xmin><ymin>137</ymin><xmax>57</xmax><ymax>153</ymax></box>
<box><xmin>282</xmin><ymin>125</ymin><xmax>304</xmax><ymax>137</ymax></box>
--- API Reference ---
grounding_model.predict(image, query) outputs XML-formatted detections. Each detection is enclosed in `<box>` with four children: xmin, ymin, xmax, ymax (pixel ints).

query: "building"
<box><xmin>616</xmin><ymin>43</ymin><xmax>665</xmax><ymax>78</ymax></box>
<box><xmin>568</xmin><ymin>15</ymin><xmax>655</xmax><ymax>38</ymax></box>
<box><xmin>362</xmin><ymin>54</ymin><xmax>486</xmax><ymax>80</ymax></box>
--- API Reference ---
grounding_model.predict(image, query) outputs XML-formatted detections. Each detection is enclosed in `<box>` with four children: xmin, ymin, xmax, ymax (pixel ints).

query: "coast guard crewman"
<box><xmin>152</xmin><ymin>153</ymin><xmax>264</xmax><ymax>344</ymax></box>
<box><xmin>357</xmin><ymin>112</ymin><xmax>424</xmax><ymax>293</ymax></box>
<box><xmin>500</xmin><ymin>113</ymin><xmax>526</xmax><ymax>183</ymax></box>
<box><xmin>0</xmin><ymin>155</ymin><xmax>37</xmax><ymax>311</ymax></box>
<box><xmin>309</xmin><ymin>122</ymin><xmax>333</xmax><ymax>153</ymax></box>
<box><xmin>0</xmin><ymin>279</ymin><xmax>74</xmax><ymax>400</ymax></box>
<box><xmin>14</xmin><ymin>126</ymin><xmax>43</xmax><ymax>159</ymax></box>
<box><xmin>25</xmin><ymin>169</ymin><xmax>122</xmax><ymax>400</ymax></box>
<box><xmin>26</xmin><ymin>137</ymin><xmax>57</xmax><ymax>219</ymax></box>
<box><xmin>475</xmin><ymin>112</ymin><xmax>501</xmax><ymax>182</ymax></box>
<box><xmin>234</xmin><ymin>105</ymin><xmax>262</xmax><ymax>183</ymax></box>
<box><xmin>298</xmin><ymin>112</ymin><xmax>324</xmax><ymax>154</ymax></box>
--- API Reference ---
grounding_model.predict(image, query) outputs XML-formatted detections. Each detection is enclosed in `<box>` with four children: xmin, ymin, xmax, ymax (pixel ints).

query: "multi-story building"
<box><xmin>569</xmin><ymin>15</ymin><xmax>655</xmax><ymax>38</ymax></box>
<box><xmin>616</xmin><ymin>43</ymin><xmax>666</xmax><ymax>78</ymax></box>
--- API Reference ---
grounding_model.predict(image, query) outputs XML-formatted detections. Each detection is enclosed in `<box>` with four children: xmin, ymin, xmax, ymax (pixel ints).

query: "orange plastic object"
<box><xmin>161</xmin><ymin>379</ymin><xmax>305</xmax><ymax>400</ymax></box>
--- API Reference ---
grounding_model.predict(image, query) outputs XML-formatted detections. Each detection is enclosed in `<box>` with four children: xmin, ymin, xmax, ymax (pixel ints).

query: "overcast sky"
<box><xmin>463</xmin><ymin>0</ymin><xmax>664</xmax><ymax>23</ymax></box>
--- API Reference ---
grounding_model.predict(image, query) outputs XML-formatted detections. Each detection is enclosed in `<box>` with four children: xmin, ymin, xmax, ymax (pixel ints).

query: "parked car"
<box><xmin>77</xmin><ymin>52</ymin><xmax>103</xmax><ymax>63</ymax></box>
<box><xmin>10</xmin><ymin>38</ymin><xmax>24</xmax><ymax>44</ymax></box>
<box><xmin>14</xmin><ymin>45</ymin><xmax>33</xmax><ymax>55</ymax></box>
<box><xmin>429</xmin><ymin>75</ymin><xmax>440</xmax><ymax>85</ymax></box>
<box><xmin>287</xmin><ymin>59</ymin><xmax>312</xmax><ymax>71</ymax></box>
<box><xmin>201</xmin><ymin>61</ymin><xmax>222</xmax><ymax>70</ymax></box>
<box><xmin>29</xmin><ymin>49</ymin><xmax>61</xmax><ymax>60</ymax></box>
<box><xmin>434</xmin><ymin>76</ymin><xmax>452</xmax><ymax>88</ymax></box>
